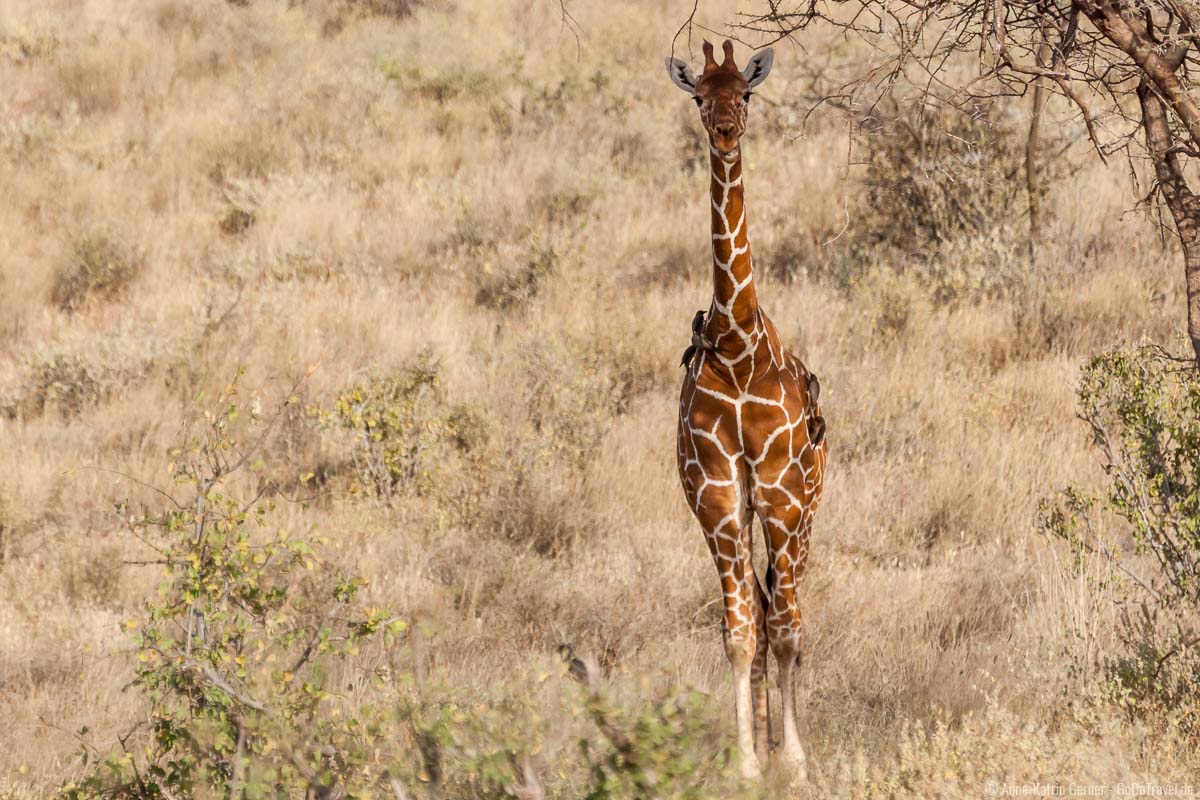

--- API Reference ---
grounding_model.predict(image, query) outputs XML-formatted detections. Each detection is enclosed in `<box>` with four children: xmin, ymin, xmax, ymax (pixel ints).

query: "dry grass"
<box><xmin>0</xmin><ymin>0</ymin><xmax>1196</xmax><ymax>796</ymax></box>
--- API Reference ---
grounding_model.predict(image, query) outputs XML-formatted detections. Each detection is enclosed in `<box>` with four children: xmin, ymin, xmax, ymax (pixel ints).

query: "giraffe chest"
<box><xmin>676</xmin><ymin>351</ymin><xmax>824</xmax><ymax>514</ymax></box>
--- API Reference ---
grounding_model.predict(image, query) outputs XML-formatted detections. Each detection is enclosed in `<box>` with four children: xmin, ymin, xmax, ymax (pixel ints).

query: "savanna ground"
<box><xmin>0</xmin><ymin>0</ymin><xmax>1197</xmax><ymax>797</ymax></box>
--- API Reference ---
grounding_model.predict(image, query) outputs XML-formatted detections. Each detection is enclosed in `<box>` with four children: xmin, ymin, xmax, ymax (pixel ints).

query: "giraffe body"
<box><xmin>667</xmin><ymin>40</ymin><xmax>826</xmax><ymax>780</ymax></box>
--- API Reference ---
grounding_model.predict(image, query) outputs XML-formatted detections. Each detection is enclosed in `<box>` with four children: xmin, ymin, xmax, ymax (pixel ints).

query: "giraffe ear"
<box><xmin>742</xmin><ymin>48</ymin><xmax>774</xmax><ymax>88</ymax></box>
<box><xmin>665</xmin><ymin>57</ymin><xmax>698</xmax><ymax>94</ymax></box>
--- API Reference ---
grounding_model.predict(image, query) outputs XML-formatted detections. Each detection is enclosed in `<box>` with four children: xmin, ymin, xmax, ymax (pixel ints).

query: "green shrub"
<box><xmin>324</xmin><ymin>351</ymin><xmax>480</xmax><ymax>501</ymax></box>
<box><xmin>1042</xmin><ymin>342</ymin><xmax>1200</xmax><ymax>737</ymax></box>
<box><xmin>61</xmin><ymin>374</ymin><xmax>403</xmax><ymax>800</ymax></box>
<box><xmin>388</xmin><ymin>661</ymin><xmax>747</xmax><ymax>800</ymax></box>
<box><xmin>52</xmin><ymin>230</ymin><xmax>141</xmax><ymax>312</ymax></box>
<box><xmin>581</xmin><ymin>688</ymin><xmax>735</xmax><ymax>800</ymax></box>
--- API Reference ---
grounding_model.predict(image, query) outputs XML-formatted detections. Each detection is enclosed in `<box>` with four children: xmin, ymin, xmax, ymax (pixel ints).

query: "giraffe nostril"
<box><xmin>715</xmin><ymin>122</ymin><xmax>736</xmax><ymax>138</ymax></box>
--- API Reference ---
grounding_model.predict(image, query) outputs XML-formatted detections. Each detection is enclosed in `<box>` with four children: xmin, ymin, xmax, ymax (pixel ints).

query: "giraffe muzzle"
<box><xmin>712</xmin><ymin>122</ymin><xmax>741</xmax><ymax>154</ymax></box>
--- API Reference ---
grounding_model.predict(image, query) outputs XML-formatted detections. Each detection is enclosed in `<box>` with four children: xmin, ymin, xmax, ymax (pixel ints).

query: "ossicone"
<box><xmin>721</xmin><ymin>39</ymin><xmax>736</xmax><ymax>67</ymax></box>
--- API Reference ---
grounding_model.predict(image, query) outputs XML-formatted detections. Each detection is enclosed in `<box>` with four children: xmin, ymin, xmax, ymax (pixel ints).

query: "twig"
<box><xmin>670</xmin><ymin>0</ymin><xmax>701</xmax><ymax>63</ymax></box>
<box><xmin>556</xmin><ymin>0</ymin><xmax>583</xmax><ymax>60</ymax></box>
<box><xmin>821</xmin><ymin>114</ymin><xmax>857</xmax><ymax>247</ymax></box>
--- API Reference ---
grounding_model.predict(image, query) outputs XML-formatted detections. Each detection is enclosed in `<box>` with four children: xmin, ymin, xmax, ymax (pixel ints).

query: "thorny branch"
<box><xmin>736</xmin><ymin>0</ymin><xmax>1200</xmax><ymax>361</ymax></box>
<box><xmin>735</xmin><ymin>0</ymin><xmax>1199</xmax><ymax>163</ymax></box>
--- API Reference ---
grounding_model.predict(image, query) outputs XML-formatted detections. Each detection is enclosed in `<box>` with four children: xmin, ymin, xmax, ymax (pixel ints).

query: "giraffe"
<box><xmin>666</xmin><ymin>40</ymin><xmax>827</xmax><ymax>780</ymax></box>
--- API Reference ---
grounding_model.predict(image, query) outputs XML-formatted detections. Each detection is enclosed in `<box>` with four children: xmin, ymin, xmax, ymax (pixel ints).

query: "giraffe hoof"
<box><xmin>739</xmin><ymin>754</ymin><xmax>763</xmax><ymax>781</ymax></box>
<box><xmin>775</xmin><ymin>746</ymin><xmax>808</xmax><ymax>784</ymax></box>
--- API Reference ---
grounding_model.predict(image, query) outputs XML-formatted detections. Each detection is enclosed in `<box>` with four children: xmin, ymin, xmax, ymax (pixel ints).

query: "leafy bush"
<box><xmin>323</xmin><ymin>351</ymin><xmax>480</xmax><ymax>501</ymax></box>
<box><xmin>52</xmin><ymin>230</ymin><xmax>141</xmax><ymax>312</ymax></box>
<box><xmin>1042</xmin><ymin>343</ymin><xmax>1200</xmax><ymax>736</ymax></box>
<box><xmin>580</xmin><ymin>688</ymin><xmax>733</xmax><ymax>800</ymax></box>
<box><xmin>61</xmin><ymin>375</ymin><xmax>403</xmax><ymax>800</ymax></box>
<box><xmin>386</xmin><ymin>670</ymin><xmax>745</xmax><ymax>800</ymax></box>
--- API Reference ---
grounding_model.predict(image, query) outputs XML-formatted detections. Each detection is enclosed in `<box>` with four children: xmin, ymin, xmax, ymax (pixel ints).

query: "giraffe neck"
<box><xmin>708</xmin><ymin>147</ymin><xmax>759</xmax><ymax>347</ymax></box>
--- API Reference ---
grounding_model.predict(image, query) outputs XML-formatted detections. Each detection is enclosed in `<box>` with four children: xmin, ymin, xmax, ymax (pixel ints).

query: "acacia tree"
<box><xmin>737</xmin><ymin>0</ymin><xmax>1200</xmax><ymax>363</ymax></box>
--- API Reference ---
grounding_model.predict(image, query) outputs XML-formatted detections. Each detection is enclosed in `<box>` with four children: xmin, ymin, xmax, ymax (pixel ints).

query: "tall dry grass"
<box><xmin>0</xmin><ymin>0</ymin><xmax>1196</xmax><ymax>796</ymax></box>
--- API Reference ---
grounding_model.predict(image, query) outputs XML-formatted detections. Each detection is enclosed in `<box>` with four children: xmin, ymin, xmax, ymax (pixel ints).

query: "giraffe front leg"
<box><xmin>722</xmin><ymin>618</ymin><xmax>761</xmax><ymax>780</ymax></box>
<box><xmin>706</xmin><ymin>512</ymin><xmax>763</xmax><ymax>780</ymax></box>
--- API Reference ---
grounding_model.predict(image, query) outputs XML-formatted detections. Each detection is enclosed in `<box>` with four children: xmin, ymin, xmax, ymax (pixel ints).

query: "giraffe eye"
<box><xmin>743</xmin><ymin>92</ymin><xmax>752</xmax><ymax>103</ymax></box>
<box><xmin>692</xmin><ymin>96</ymin><xmax>702</xmax><ymax>107</ymax></box>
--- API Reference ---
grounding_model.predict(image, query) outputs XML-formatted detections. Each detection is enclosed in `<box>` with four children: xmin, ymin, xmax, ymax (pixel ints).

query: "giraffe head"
<box><xmin>666</xmin><ymin>40</ymin><xmax>774</xmax><ymax>157</ymax></box>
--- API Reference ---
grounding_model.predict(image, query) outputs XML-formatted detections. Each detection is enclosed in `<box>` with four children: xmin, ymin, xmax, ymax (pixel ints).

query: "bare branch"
<box><xmin>670</xmin><ymin>0</ymin><xmax>701</xmax><ymax>62</ymax></box>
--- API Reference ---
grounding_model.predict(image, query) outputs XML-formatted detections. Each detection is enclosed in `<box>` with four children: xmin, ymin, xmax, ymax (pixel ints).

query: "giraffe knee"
<box><xmin>767</xmin><ymin>602</ymin><xmax>803</xmax><ymax>662</ymax></box>
<box><xmin>722</xmin><ymin>622</ymin><xmax>758</xmax><ymax>670</ymax></box>
<box><xmin>770</xmin><ymin>632</ymin><xmax>801</xmax><ymax>666</ymax></box>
